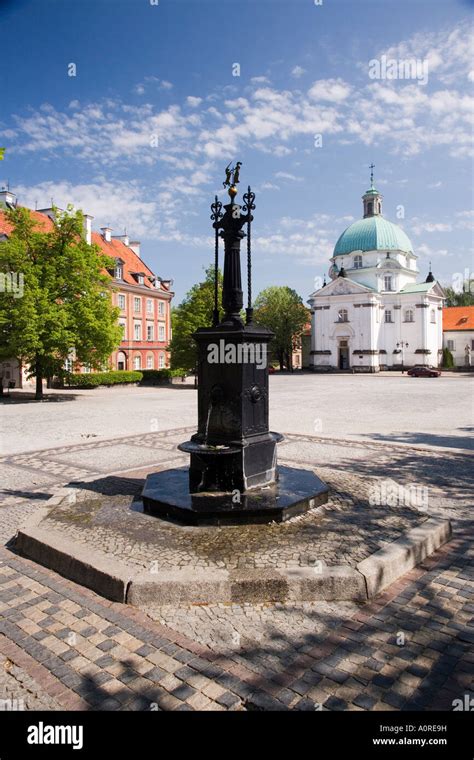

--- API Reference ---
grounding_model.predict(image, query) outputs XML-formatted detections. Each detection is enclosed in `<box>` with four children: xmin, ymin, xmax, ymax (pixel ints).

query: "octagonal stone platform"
<box><xmin>14</xmin><ymin>466</ymin><xmax>451</xmax><ymax>607</ymax></box>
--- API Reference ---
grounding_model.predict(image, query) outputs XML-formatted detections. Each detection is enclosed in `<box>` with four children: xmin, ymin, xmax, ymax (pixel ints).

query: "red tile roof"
<box><xmin>443</xmin><ymin>306</ymin><xmax>474</xmax><ymax>331</ymax></box>
<box><xmin>0</xmin><ymin>207</ymin><xmax>170</xmax><ymax>292</ymax></box>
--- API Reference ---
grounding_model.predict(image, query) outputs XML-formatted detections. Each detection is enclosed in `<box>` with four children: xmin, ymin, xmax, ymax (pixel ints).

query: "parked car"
<box><xmin>407</xmin><ymin>365</ymin><xmax>441</xmax><ymax>378</ymax></box>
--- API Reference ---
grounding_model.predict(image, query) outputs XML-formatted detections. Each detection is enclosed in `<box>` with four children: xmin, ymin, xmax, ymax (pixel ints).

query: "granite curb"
<box><xmin>14</xmin><ymin>487</ymin><xmax>452</xmax><ymax>605</ymax></box>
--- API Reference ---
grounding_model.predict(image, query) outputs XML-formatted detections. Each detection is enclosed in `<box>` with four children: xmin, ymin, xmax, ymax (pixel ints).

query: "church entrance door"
<box><xmin>338</xmin><ymin>341</ymin><xmax>350</xmax><ymax>370</ymax></box>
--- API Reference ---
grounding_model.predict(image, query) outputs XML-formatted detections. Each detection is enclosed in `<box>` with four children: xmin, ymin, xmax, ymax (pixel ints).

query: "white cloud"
<box><xmin>292</xmin><ymin>66</ymin><xmax>306</xmax><ymax>79</ymax></box>
<box><xmin>187</xmin><ymin>96</ymin><xmax>203</xmax><ymax>107</ymax></box>
<box><xmin>308</xmin><ymin>78</ymin><xmax>352</xmax><ymax>102</ymax></box>
<box><xmin>274</xmin><ymin>171</ymin><xmax>303</xmax><ymax>182</ymax></box>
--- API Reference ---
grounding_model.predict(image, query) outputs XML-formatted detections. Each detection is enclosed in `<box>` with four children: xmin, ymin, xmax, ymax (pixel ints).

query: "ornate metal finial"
<box><xmin>369</xmin><ymin>162</ymin><xmax>375</xmax><ymax>186</ymax></box>
<box><xmin>210</xmin><ymin>195</ymin><xmax>224</xmax><ymax>326</ymax></box>
<box><xmin>223</xmin><ymin>161</ymin><xmax>242</xmax><ymax>200</ymax></box>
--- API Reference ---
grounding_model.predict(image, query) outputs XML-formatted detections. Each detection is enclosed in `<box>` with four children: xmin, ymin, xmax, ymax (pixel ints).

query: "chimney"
<box><xmin>112</xmin><ymin>233</ymin><xmax>130</xmax><ymax>247</ymax></box>
<box><xmin>0</xmin><ymin>188</ymin><xmax>17</xmax><ymax>209</ymax></box>
<box><xmin>37</xmin><ymin>207</ymin><xmax>62</xmax><ymax>221</ymax></box>
<box><xmin>83</xmin><ymin>214</ymin><xmax>93</xmax><ymax>245</ymax></box>
<box><xmin>129</xmin><ymin>240</ymin><xmax>140</xmax><ymax>255</ymax></box>
<box><xmin>101</xmin><ymin>226</ymin><xmax>113</xmax><ymax>243</ymax></box>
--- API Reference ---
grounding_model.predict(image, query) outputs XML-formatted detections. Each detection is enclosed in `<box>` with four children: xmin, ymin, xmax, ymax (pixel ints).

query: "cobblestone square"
<box><xmin>0</xmin><ymin>375</ymin><xmax>472</xmax><ymax>712</ymax></box>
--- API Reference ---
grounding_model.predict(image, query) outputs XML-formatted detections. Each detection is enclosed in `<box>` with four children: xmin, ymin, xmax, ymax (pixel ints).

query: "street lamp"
<box><xmin>396</xmin><ymin>341</ymin><xmax>409</xmax><ymax>373</ymax></box>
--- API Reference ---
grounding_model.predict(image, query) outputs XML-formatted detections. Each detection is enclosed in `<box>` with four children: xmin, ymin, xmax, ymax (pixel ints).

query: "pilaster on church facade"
<box><xmin>308</xmin><ymin>176</ymin><xmax>445</xmax><ymax>372</ymax></box>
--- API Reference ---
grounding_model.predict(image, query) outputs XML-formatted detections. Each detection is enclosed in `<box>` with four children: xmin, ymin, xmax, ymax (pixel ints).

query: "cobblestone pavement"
<box><xmin>0</xmin><ymin>429</ymin><xmax>472</xmax><ymax>711</ymax></box>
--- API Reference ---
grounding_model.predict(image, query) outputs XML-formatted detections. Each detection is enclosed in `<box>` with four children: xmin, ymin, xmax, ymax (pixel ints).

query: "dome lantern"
<box><xmin>362</xmin><ymin>164</ymin><xmax>383</xmax><ymax>218</ymax></box>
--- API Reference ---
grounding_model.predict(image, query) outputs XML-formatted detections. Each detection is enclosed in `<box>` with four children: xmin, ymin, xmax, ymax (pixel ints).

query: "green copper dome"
<box><xmin>333</xmin><ymin>216</ymin><xmax>413</xmax><ymax>256</ymax></box>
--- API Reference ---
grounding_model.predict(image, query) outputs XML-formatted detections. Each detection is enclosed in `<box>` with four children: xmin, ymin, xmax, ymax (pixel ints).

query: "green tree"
<box><xmin>0</xmin><ymin>205</ymin><xmax>122</xmax><ymax>399</ymax></box>
<box><xmin>168</xmin><ymin>265</ymin><xmax>222</xmax><ymax>372</ymax></box>
<box><xmin>253</xmin><ymin>286</ymin><xmax>309</xmax><ymax>371</ymax></box>
<box><xmin>442</xmin><ymin>284</ymin><xmax>474</xmax><ymax>307</ymax></box>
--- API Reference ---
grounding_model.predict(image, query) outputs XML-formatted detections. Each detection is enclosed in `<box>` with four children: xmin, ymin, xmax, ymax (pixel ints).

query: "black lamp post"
<box><xmin>396</xmin><ymin>341</ymin><xmax>409</xmax><ymax>373</ymax></box>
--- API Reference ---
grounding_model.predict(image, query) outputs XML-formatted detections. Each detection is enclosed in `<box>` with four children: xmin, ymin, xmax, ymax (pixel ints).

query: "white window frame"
<box><xmin>337</xmin><ymin>309</ymin><xmax>348</xmax><ymax>323</ymax></box>
<box><xmin>147</xmin><ymin>324</ymin><xmax>154</xmax><ymax>341</ymax></box>
<box><xmin>158</xmin><ymin>324</ymin><xmax>165</xmax><ymax>341</ymax></box>
<box><xmin>158</xmin><ymin>353</ymin><xmax>165</xmax><ymax>369</ymax></box>
<box><xmin>146</xmin><ymin>355</ymin><xmax>154</xmax><ymax>369</ymax></box>
<box><xmin>118</xmin><ymin>293</ymin><xmax>126</xmax><ymax>310</ymax></box>
<box><xmin>115</xmin><ymin>265</ymin><xmax>123</xmax><ymax>280</ymax></box>
<box><xmin>385</xmin><ymin>310</ymin><xmax>393</xmax><ymax>323</ymax></box>
<box><xmin>134</xmin><ymin>297</ymin><xmax>141</xmax><ymax>312</ymax></box>
<box><xmin>447</xmin><ymin>340</ymin><xmax>455</xmax><ymax>351</ymax></box>
<box><xmin>384</xmin><ymin>275</ymin><xmax>393</xmax><ymax>291</ymax></box>
<box><xmin>133</xmin><ymin>356</ymin><xmax>141</xmax><ymax>370</ymax></box>
<box><xmin>353</xmin><ymin>255</ymin><xmax>362</xmax><ymax>270</ymax></box>
<box><xmin>158</xmin><ymin>301</ymin><xmax>165</xmax><ymax>316</ymax></box>
<box><xmin>146</xmin><ymin>299</ymin><xmax>153</xmax><ymax>314</ymax></box>
<box><xmin>134</xmin><ymin>323</ymin><xmax>141</xmax><ymax>341</ymax></box>
<box><xmin>404</xmin><ymin>309</ymin><xmax>414</xmax><ymax>323</ymax></box>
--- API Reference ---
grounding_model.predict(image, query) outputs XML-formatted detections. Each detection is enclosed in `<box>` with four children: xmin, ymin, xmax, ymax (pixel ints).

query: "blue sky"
<box><xmin>0</xmin><ymin>0</ymin><xmax>472</xmax><ymax>303</ymax></box>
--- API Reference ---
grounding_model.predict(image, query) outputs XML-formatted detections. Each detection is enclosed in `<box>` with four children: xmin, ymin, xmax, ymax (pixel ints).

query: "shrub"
<box><xmin>442</xmin><ymin>348</ymin><xmax>454</xmax><ymax>368</ymax></box>
<box><xmin>66</xmin><ymin>370</ymin><xmax>143</xmax><ymax>388</ymax></box>
<box><xmin>140</xmin><ymin>368</ymin><xmax>187</xmax><ymax>384</ymax></box>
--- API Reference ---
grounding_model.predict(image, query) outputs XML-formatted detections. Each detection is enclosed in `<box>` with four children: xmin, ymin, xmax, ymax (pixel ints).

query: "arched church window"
<box><xmin>405</xmin><ymin>309</ymin><xmax>414</xmax><ymax>323</ymax></box>
<box><xmin>337</xmin><ymin>309</ymin><xmax>348</xmax><ymax>323</ymax></box>
<box><xmin>354</xmin><ymin>255</ymin><xmax>362</xmax><ymax>269</ymax></box>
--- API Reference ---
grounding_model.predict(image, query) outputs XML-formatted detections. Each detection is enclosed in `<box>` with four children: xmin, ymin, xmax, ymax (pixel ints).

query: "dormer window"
<box><xmin>138</xmin><ymin>274</ymin><xmax>144</xmax><ymax>285</ymax></box>
<box><xmin>115</xmin><ymin>265</ymin><xmax>123</xmax><ymax>280</ymax></box>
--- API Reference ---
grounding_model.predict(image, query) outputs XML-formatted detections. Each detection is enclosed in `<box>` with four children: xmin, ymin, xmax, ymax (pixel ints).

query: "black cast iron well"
<box><xmin>142</xmin><ymin>164</ymin><xmax>328</xmax><ymax>525</ymax></box>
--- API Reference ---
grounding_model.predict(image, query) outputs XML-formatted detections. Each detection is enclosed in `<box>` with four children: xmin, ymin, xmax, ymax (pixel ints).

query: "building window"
<box><xmin>64</xmin><ymin>358</ymin><xmax>73</xmax><ymax>373</ymax></box>
<box><xmin>119</xmin><ymin>322</ymin><xmax>126</xmax><ymax>337</ymax></box>
<box><xmin>138</xmin><ymin>274</ymin><xmax>144</xmax><ymax>286</ymax></box>
<box><xmin>118</xmin><ymin>294</ymin><xmax>126</xmax><ymax>310</ymax></box>
<box><xmin>147</xmin><ymin>324</ymin><xmax>154</xmax><ymax>341</ymax></box>
<box><xmin>404</xmin><ymin>309</ymin><xmax>414</xmax><ymax>323</ymax></box>
<box><xmin>430</xmin><ymin>309</ymin><xmax>436</xmax><ymax>323</ymax></box>
<box><xmin>133</xmin><ymin>356</ymin><xmax>141</xmax><ymax>370</ymax></box>
<box><xmin>158</xmin><ymin>324</ymin><xmax>166</xmax><ymax>341</ymax></box>
<box><xmin>385</xmin><ymin>310</ymin><xmax>393</xmax><ymax>323</ymax></box>
<box><xmin>158</xmin><ymin>301</ymin><xmax>165</xmax><ymax>316</ymax></box>
<box><xmin>146</xmin><ymin>355</ymin><xmax>153</xmax><ymax>369</ymax></box>
<box><xmin>471</xmin><ymin>339</ymin><xmax>474</xmax><ymax>351</ymax></box>
<box><xmin>384</xmin><ymin>275</ymin><xmax>393</xmax><ymax>291</ymax></box>
<box><xmin>447</xmin><ymin>340</ymin><xmax>455</xmax><ymax>351</ymax></box>
<box><xmin>158</xmin><ymin>353</ymin><xmax>165</xmax><ymax>369</ymax></box>
<box><xmin>115</xmin><ymin>266</ymin><xmax>123</xmax><ymax>280</ymax></box>
<box><xmin>134</xmin><ymin>323</ymin><xmax>141</xmax><ymax>340</ymax></box>
<box><xmin>134</xmin><ymin>297</ymin><xmax>141</xmax><ymax>312</ymax></box>
<box><xmin>337</xmin><ymin>309</ymin><xmax>348</xmax><ymax>323</ymax></box>
<box><xmin>146</xmin><ymin>299</ymin><xmax>153</xmax><ymax>314</ymax></box>
<box><xmin>353</xmin><ymin>255</ymin><xmax>362</xmax><ymax>269</ymax></box>
<box><xmin>83</xmin><ymin>364</ymin><xmax>91</xmax><ymax>374</ymax></box>
<box><xmin>367</xmin><ymin>202</ymin><xmax>373</xmax><ymax>215</ymax></box>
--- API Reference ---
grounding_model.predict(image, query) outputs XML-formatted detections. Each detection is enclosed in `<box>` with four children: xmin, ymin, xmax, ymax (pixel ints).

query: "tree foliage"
<box><xmin>442</xmin><ymin>284</ymin><xmax>474</xmax><ymax>307</ymax></box>
<box><xmin>253</xmin><ymin>286</ymin><xmax>309</xmax><ymax>370</ymax></box>
<box><xmin>168</xmin><ymin>265</ymin><xmax>222</xmax><ymax>371</ymax></box>
<box><xmin>0</xmin><ymin>205</ymin><xmax>122</xmax><ymax>398</ymax></box>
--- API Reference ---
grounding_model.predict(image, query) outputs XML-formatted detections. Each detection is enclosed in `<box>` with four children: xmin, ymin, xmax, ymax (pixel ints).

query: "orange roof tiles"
<box><xmin>443</xmin><ymin>306</ymin><xmax>474</xmax><ymax>331</ymax></box>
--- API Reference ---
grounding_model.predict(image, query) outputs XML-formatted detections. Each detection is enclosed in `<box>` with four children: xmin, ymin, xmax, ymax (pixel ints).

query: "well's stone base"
<box><xmin>142</xmin><ymin>465</ymin><xmax>329</xmax><ymax>525</ymax></box>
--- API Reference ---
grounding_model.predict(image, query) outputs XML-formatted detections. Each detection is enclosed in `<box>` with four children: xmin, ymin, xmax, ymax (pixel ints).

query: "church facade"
<box><xmin>308</xmin><ymin>178</ymin><xmax>444</xmax><ymax>372</ymax></box>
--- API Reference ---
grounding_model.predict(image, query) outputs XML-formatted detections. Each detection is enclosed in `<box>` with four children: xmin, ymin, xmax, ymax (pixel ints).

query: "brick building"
<box><xmin>0</xmin><ymin>189</ymin><xmax>173</xmax><ymax>387</ymax></box>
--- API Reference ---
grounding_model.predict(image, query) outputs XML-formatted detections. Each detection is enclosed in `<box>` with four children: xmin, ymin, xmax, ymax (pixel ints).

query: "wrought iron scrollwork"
<box><xmin>242</xmin><ymin>186</ymin><xmax>256</xmax><ymax>323</ymax></box>
<box><xmin>210</xmin><ymin>196</ymin><xmax>224</xmax><ymax>326</ymax></box>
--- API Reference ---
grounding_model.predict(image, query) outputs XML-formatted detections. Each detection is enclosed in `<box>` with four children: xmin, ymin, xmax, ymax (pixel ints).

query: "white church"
<box><xmin>308</xmin><ymin>173</ymin><xmax>445</xmax><ymax>372</ymax></box>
